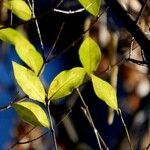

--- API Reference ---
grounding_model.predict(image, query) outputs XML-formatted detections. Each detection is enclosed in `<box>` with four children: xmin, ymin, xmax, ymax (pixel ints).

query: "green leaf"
<box><xmin>15</xmin><ymin>36</ymin><xmax>44</xmax><ymax>75</ymax></box>
<box><xmin>91</xmin><ymin>74</ymin><xmax>118</xmax><ymax>110</ymax></box>
<box><xmin>78</xmin><ymin>0</ymin><xmax>100</xmax><ymax>16</ymax></box>
<box><xmin>0</xmin><ymin>28</ymin><xmax>44</xmax><ymax>75</ymax></box>
<box><xmin>4</xmin><ymin>0</ymin><xmax>32</xmax><ymax>21</ymax></box>
<box><xmin>12</xmin><ymin>61</ymin><xmax>45</xmax><ymax>103</ymax></box>
<box><xmin>12</xmin><ymin>101</ymin><xmax>50</xmax><ymax>128</ymax></box>
<box><xmin>0</xmin><ymin>27</ymin><xmax>19</xmax><ymax>44</ymax></box>
<box><xmin>48</xmin><ymin>67</ymin><xmax>86</xmax><ymax>101</ymax></box>
<box><xmin>79</xmin><ymin>37</ymin><xmax>101</xmax><ymax>74</ymax></box>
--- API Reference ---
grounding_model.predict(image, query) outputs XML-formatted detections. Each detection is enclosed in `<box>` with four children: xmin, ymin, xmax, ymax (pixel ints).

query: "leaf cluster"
<box><xmin>0</xmin><ymin>0</ymin><xmax>118</xmax><ymax>130</ymax></box>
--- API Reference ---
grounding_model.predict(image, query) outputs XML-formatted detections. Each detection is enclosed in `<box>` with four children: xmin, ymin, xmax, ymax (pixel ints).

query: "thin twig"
<box><xmin>53</xmin><ymin>8</ymin><xmax>85</xmax><ymax>14</ymax></box>
<box><xmin>76</xmin><ymin>88</ymin><xmax>109</xmax><ymax>150</ymax></box>
<box><xmin>0</xmin><ymin>95</ymin><xmax>28</xmax><ymax>112</ymax></box>
<box><xmin>135</xmin><ymin>0</ymin><xmax>149</xmax><ymax>23</ymax></box>
<box><xmin>53</xmin><ymin>1</ymin><xmax>94</xmax><ymax>14</ymax></box>
<box><xmin>126</xmin><ymin>58</ymin><xmax>150</xmax><ymax>67</ymax></box>
<box><xmin>79</xmin><ymin>108</ymin><xmax>102</xmax><ymax>150</ymax></box>
<box><xmin>27</xmin><ymin>0</ymin><xmax>44</xmax><ymax>53</ymax></box>
<box><xmin>118</xmin><ymin>109</ymin><xmax>133</xmax><ymax>150</ymax></box>
<box><xmin>76</xmin><ymin>88</ymin><xmax>102</xmax><ymax>149</ymax></box>
<box><xmin>46</xmin><ymin>22</ymin><xmax>65</xmax><ymax>62</ymax></box>
<box><xmin>36</xmin><ymin>22</ymin><xmax>65</xmax><ymax>77</ymax></box>
<box><xmin>0</xmin><ymin>91</ymin><xmax>21</xmax><ymax>112</ymax></box>
<box><xmin>129</xmin><ymin>37</ymin><xmax>134</xmax><ymax>58</ymax></box>
<box><xmin>10</xmin><ymin>6</ymin><xmax>13</xmax><ymax>26</ymax></box>
<box><xmin>53</xmin><ymin>1</ymin><xmax>92</xmax><ymax>14</ymax></box>
<box><xmin>56</xmin><ymin>0</ymin><xmax>64</xmax><ymax>8</ymax></box>
<box><xmin>81</xmin><ymin>107</ymin><xmax>109</xmax><ymax>150</ymax></box>
<box><xmin>47</xmin><ymin>103</ymin><xmax>58</xmax><ymax>150</ymax></box>
<box><xmin>0</xmin><ymin>103</ymin><xmax>12</xmax><ymax>112</ymax></box>
<box><xmin>99</xmin><ymin>42</ymin><xmax>149</xmax><ymax>77</ymax></box>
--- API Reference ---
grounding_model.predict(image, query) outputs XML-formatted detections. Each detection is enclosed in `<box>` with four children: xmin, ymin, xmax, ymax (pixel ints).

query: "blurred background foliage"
<box><xmin>0</xmin><ymin>0</ymin><xmax>149</xmax><ymax>149</ymax></box>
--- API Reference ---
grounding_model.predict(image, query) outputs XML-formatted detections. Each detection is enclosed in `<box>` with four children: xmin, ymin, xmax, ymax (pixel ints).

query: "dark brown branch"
<box><xmin>104</xmin><ymin>0</ymin><xmax>150</xmax><ymax>61</ymax></box>
<box><xmin>135</xmin><ymin>0</ymin><xmax>149</xmax><ymax>23</ymax></box>
<box><xmin>126</xmin><ymin>58</ymin><xmax>150</xmax><ymax>67</ymax></box>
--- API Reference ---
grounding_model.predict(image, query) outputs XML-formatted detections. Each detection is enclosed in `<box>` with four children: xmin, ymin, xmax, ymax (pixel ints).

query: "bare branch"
<box><xmin>46</xmin><ymin>22</ymin><xmax>65</xmax><ymax>62</ymax></box>
<box><xmin>126</xmin><ymin>58</ymin><xmax>150</xmax><ymax>67</ymax></box>
<box><xmin>104</xmin><ymin>0</ymin><xmax>150</xmax><ymax>61</ymax></box>
<box><xmin>118</xmin><ymin>109</ymin><xmax>133</xmax><ymax>150</ymax></box>
<box><xmin>27</xmin><ymin>0</ymin><xmax>44</xmax><ymax>52</ymax></box>
<box><xmin>76</xmin><ymin>88</ymin><xmax>109</xmax><ymax>150</ymax></box>
<box><xmin>47</xmin><ymin>103</ymin><xmax>58</xmax><ymax>150</ymax></box>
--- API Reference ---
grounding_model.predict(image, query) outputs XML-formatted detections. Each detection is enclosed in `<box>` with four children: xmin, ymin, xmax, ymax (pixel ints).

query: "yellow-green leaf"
<box><xmin>48</xmin><ymin>67</ymin><xmax>86</xmax><ymax>101</ymax></box>
<box><xmin>0</xmin><ymin>28</ymin><xmax>44</xmax><ymax>75</ymax></box>
<box><xmin>4</xmin><ymin>0</ymin><xmax>32</xmax><ymax>21</ymax></box>
<box><xmin>79</xmin><ymin>37</ymin><xmax>101</xmax><ymax>74</ymax></box>
<box><xmin>12</xmin><ymin>101</ymin><xmax>50</xmax><ymax>128</ymax></box>
<box><xmin>12</xmin><ymin>61</ymin><xmax>45</xmax><ymax>103</ymax></box>
<box><xmin>15</xmin><ymin>37</ymin><xmax>44</xmax><ymax>75</ymax></box>
<box><xmin>78</xmin><ymin>0</ymin><xmax>100</xmax><ymax>16</ymax></box>
<box><xmin>0</xmin><ymin>27</ymin><xmax>19</xmax><ymax>44</ymax></box>
<box><xmin>91</xmin><ymin>74</ymin><xmax>118</xmax><ymax>110</ymax></box>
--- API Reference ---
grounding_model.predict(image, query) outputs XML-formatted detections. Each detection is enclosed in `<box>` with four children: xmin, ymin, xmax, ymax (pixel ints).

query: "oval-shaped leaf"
<box><xmin>12</xmin><ymin>101</ymin><xmax>50</xmax><ymax>128</ymax></box>
<box><xmin>0</xmin><ymin>27</ymin><xmax>19</xmax><ymax>44</ymax></box>
<box><xmin>91</xmin><ymin>74</ymin><xmax>118</xmax><ymax>110</ymax></box>
<box><xmin>78</xmin><ymin>0</ymin><xmax>100</xmax><ymax>16</ymax></box>
<box><xmin>79</xmin><ymin>37</ymin><xmax>101</xmax><ymax>74</ymax></box>
<box><xmin>15</xmin><ymin>37</ymin><xmax>44</xmax><ymax>75</ymax></box>
<box><xmin>4</xmin><ymin>0</ymin><xmax>32</xmax><ymax>21</ymax></box>
<box><xmin>0</xmin><ymin>28</ymin><xmax>44</xmax><ymax>75</ymax></box>
<box><xmin>12</xmin><ymin>61</ymin><xmax>45</xmax><ymax>103</ymax></box>
<box><xmin>48</xmin><ymin>67</ymin><xmax>86</xmax><ymax>101</ymax></box>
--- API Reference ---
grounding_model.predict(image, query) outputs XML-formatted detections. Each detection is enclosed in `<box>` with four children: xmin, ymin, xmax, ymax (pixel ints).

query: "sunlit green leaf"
<box><xmin>79</xmin><ymin>37</ymin><xmax>101</xmax><ymax>74</ymax></box>
<box><xmin>15</xmin><ymin>37</ymin><xmax>44</xmax><ymax>75</ymax></box>
<box><xmin>78</xmin><ymin>0</ymin><xmax>100</xmax><ymax>16</ymax></box>
<box><xmin>12</xmin><ymin>101</ymin><xmax>50</xmax><ymax>128</ymax></box>
<box><xmin>48</xmin><ymin>67</ymin><xmax>86</xmax><ymax>101</ymax></box>
<box><xmin>12</xmin><ymin>61</ymin><xmax>45</xmax><ymax>103</ymax></box>
<box><xmin>91</xmin><ymin>74</ymin><xmax>118</xmax><ymax>110</ymax></box>
<box><xmin>4</xmin><ymin>0</ymin><xmax>32</xmax><ymax>21</ymax></box>
<box><xmin>0</xmin><ymin>27</ymin><xmax>19</xmax><ymax>44</ymax></box>
<box><xmin>0</xmin><ymin>28</ymin><xmax>44</xmax><ymax>75</ymax></box>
